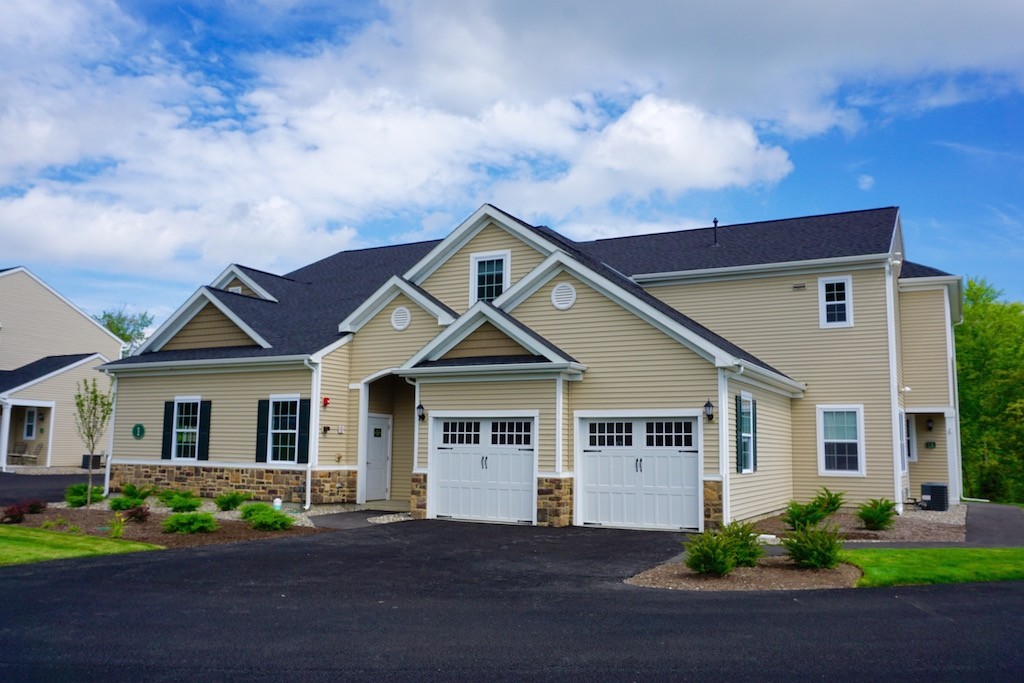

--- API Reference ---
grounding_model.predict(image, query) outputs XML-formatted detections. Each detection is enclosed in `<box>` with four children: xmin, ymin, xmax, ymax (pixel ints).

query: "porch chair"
<box><xmin>21</xmin><ymin>443</ymin><xmax>43</xmax><ymax>466</ymax></box>
<box><xmin>7</xmin><ymin>442</ymin><xmax>27</xmax><ymax>465</ymax></box>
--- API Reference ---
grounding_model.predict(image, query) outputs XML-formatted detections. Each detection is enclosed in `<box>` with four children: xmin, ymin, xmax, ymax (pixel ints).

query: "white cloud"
<box><xmin>858</xmin><ymin>174</ymin><xmax>875</xmax><ymax>191</ymax></box>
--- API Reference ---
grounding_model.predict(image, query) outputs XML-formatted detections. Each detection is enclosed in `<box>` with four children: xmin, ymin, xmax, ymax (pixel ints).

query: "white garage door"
<box><xmin>432</xmin><ymin>418</ymin><xmax>535</xmax><ymax>523</ymax></box>
<box><xmin>581</xmin><ymin>418</ymin><xmax>700</xmax><ymax>530</ymax></box>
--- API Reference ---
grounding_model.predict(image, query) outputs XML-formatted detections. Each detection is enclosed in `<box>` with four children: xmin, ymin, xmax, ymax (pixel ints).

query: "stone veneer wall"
<box><xmin>703</xmin><ymin>479</ymin><xmax>723</xmax><ymax>529</ymax></box>
<box><xmin>410</xmin><ymin>473</ymin><xmax>427</xmax><ymax>519</ymax></box>
<box><xmin>111</xmin><ymin>464</ymin><xmax>357</xmax><ymax>505</ymax></box>
<box><xmin>537</xmin><ymin>477</ymin><xmax>573</xmax><ymax>527</ymax></box>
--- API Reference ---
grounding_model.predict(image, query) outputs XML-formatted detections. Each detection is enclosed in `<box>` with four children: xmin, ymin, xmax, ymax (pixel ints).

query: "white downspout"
<box><xmin>0</xmin><ymin>398</ymin><xmax>10</xmax><ymax>473</ymax></box>
<box><xmin>303</xmin><ymin>358</ymin><xmax>321</xmax><ymax>510</ymax></box>
<box><xmin>717</xmin><ymin>367</ymin><xmax>730</xmax><ymax>526</ymax></box>
<box><xmin>102</xmin><ymin>371</ymin><xmax>117</xmax><ymax>496</ymax></box>
<box><xmin>884</xmin><ymin>262</ymin><xmax>904</xmax><ymax>513</ymax></box>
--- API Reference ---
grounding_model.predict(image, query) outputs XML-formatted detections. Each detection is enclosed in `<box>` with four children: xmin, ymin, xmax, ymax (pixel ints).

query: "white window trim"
<box><xmin>469</xmin><ymin>250</ymin><xmax>511</xmax><ymax>304</ymax></box>
<box><xmin>268</xmin><ymin>393</ymin><xmax>301</xmax><ymax>463</ymax></box>
<box><xmin>906</xmin><ymin>414</ymin><xmax>918</xmax><ymax>463</ymax></box>
<box><xmin>24</xmin><ymin>408</ymin><xmax>37</xmax><ymax>440</ymax></box>
<box><xmin>818</xmin><ymin>275</ymin><xmax>854</xmax><ymax>328</ymax></box>
<box><xmin>739</xmin><ymin>391</ymin><xmax>754</xmax><ymax>474</ymax></box>
<box><xmin>816</xmin><ymin>404</ymin><xmax>866</xmax><ymax>477</ymax></box>
<box><xmin>172</xmin><ymin>396</ymin><xmax>201</xmax><ymax>461</ymax></box>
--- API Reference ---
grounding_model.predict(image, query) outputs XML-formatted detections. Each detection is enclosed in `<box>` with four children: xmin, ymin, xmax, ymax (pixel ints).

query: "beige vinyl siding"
<box><xmin>9</xmin><ymin>359</ymin><xmax>112</xmax><ymax>467</ymax></box>
<box><xmin>728</xmin><ymin>384</ymin><xmax>794</xmax><ymax>521</ymax></box>
<box><xmin>441</xmin><ymin>322</ymin><xmax>531</xmax><ymax>359</ymax></box>
<box><xmin>511</xmin><ymin>275</ymin><xmax>720</xmax><ymax>474</ymax></box>
<box><xmin>420</xmin><ymin>223</ymin><xmax>547</xmax><ymax>312</ymax></box>
<box><xmin>162</xmin><ymin>304</ymin><xmax>257</xmax><ymax>350</ymax></box>
<box><xmin>650</xmin><ymin>267</ymin><xmax>895</xmax><ymax>503</ymax></box>
<box><xmin>900</xmin><ymin>290</ymin><xmax>951</xmax><ymax>407</ymax></box>
<box><xmin>909</xmin><ymin>414</ymin><xmax>949</xmax><ymax>496</ymax></box>
<box><xmin>225</xmin><ymin>279</ymin><xmax>258</xmax><ymax>297</ymax></box>
<box><xmin>0</xmin><ymin>270</ymin><xmax>122</xmax><ymax>370</ymax></box>
<box><xmin>390</xmin><ymin>378</ymin><xmax>416</xmax><ymax>501</ymax></box>
<box><xmin>111</xmin><ymin>368</ymin><xmax>311</xmax><ymax>464</ymax></box>
<box><xmin>419</xmin><ymin>379</ymin><xmax>556</xmax><ymax>472</ymax></box>
<box><xmin>318</xmin><ymin>343</ymin><xmax>351</xmax><ymax>465</ymax></box>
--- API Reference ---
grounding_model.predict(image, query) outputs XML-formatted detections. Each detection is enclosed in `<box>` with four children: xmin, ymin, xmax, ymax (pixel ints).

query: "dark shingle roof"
<box><xmin>0</xmin><ymin>354</ymin><xmax>96</xmax><ymax>393</ymax></box>
<box><xmin>900</xmin><ymin>261</ymin><xmax>953</xmax><ymax>278</ymax></box>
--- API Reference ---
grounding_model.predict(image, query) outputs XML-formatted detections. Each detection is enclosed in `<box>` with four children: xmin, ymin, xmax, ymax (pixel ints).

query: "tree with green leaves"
<box><xmin>95</xmin><ymin>307</ymin><xmax>154</xmax><ymax>357</ymax></box>
<box><xmin>73</xmin><ymin>378</ymin><xmax>113</xmax><ymax>509</ymax></box>
<box><xmin>955</xmin><ymin>278</ymin><xmax>1024</xmax><ymax>503</ymax></box>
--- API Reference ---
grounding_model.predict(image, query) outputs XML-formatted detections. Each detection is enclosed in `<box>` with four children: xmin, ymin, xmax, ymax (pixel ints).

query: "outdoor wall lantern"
<box><xmin>704</xmin><ymin>399</ymin><xmax>715</xmax><ymax>422</ymax></box>
<box><xmin>926</xmin><ymin>418</ymin><xmax>934</xmax><ymax>431</ymax></box>
<box><xmin>416</xmin><ymin>403</ymin><xmax>426</xmax><ymax>422</ymax></box>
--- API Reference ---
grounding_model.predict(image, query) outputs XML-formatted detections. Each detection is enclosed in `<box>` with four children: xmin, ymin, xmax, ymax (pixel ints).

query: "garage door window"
<box><xmin>442</xmin><ymin>421</ymin><xmax>481</xmax><ymax>445</ymax></box>
<box><xmin>646</xmin><ymin>421</ymin><xmax>692</xmax><ymax>448</ymax></box>
<box><xmin>491</xmin><ymin>421</ymin><xmax>531</xmax><ymax>446</ymax></box>
<box><xmin>589</xmin><ymin>421</ymin><xmax>633</xmax><ymax>447</ymax></box>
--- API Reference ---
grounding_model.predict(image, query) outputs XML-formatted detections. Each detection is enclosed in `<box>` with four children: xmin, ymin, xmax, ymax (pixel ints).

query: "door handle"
<box><xmin>634</xmin><ymin>458</ymin><xmax>639</xmax><ymax>472</ymax></box>
<box><xmin>638</xmin><ymin>458</ymin><xmax>643</xmax><ymax>473</ymax></box>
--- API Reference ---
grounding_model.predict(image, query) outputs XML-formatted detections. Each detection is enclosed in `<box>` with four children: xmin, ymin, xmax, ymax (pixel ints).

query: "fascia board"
<box><xmin>397</xmin><ymin>362</ymin><xmax>584</xmax><ymax>379</ymax></box>
<box><xmin>338</xmin><ymin>276</ymin><xmax>455</xmax><ymax>333</ymax></box>
<box><xmin>725</xmin><ymin>364</ymin><xmax>805</xmax><ymax>398</ymax></box>
<box><xmin>102</xmin><ymin>355</ymin><xmax>311</xmax><ymax>374</ymax></box>
<box><xmin>310</xmin><ymin>334</ymin><xmax>352</xmax><ymax>362</ymax></box>
<box><xmin>210</xmin><ymin>264</ymin><xmax>279</xmax><ymax>302</ymax></box>
<box><xmin>138</xmin><ymin>287</ymin><xmax>271</xmax><ymax>353</ymax></box>
<box><xmin>3</xmin><ymin>267</ymin><xmax>127</xmax><ymax>349</ymax></box>
<box><xmin>1</xmin><ymin>353</ymin><xmax>109</xmax><ymax>399</ymax></box>
<box><xmin>632</xmin><ymin>253</ymin><xmax>891</xmax><ymax>286</ymax></box>
<box><xmin>403</xmin><ymin>205</ymin><xmax>560</xmax><ymax>285</ymax></box>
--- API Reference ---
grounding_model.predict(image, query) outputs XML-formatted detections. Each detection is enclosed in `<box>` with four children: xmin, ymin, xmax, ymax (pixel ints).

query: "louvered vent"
<box><xmin>390</xmin><ymin>306</ymin><xmax>411</xmax><ymax>330</ymax></box>
<box><xmin>551</xmin><ymin>282</ymin><xmax>577</xmax><ymax>310</ymax></box>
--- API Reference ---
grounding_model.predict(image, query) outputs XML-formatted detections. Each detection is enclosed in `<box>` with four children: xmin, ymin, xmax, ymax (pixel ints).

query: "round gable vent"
<box><xmin>551</xmin><ymin>282</ymin><xmax>577</xmax><ymax>310</ymax></box>
<box><xmin>390</xmin><ymin>306</ymin><xmax>411</xmax><ymax>331</ymax></box>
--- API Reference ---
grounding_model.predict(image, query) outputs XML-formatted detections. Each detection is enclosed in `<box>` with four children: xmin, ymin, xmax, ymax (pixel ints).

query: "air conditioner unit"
<box><xmin>920</xmin><ymin>483</ymin><xmax>949</xmax><ymax>511</ymax></box>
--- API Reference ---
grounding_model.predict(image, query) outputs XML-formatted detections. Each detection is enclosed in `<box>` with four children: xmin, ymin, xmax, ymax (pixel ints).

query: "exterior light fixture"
<box><xmin>322</xmin><ymin>397</ymin><xmax>330</xmax><ymax>408</ymax></box>
<box><xmin>416</xmin><ymin>403</ymin><xmax>426</xmax><ymax>422</ymax></box>
<box><xmin>704</xmin><ymin>399</ymin><xmax>715</xmax><ymax>422</ymax></box>
<box><xmin>926</xmin><ymin>418</ymin><xmax>934</xmax><ymax>431</ymax></box>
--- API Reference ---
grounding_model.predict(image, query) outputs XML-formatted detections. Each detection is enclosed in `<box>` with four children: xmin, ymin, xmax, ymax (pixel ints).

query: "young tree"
<box><xmin>95</xmin><ymin>307</ymin><xmax>154</xmax><ymax>357</ymax></box>
<box><xmin>73</xmin><ymin>378</ymin><xmax>113</xmax><ymax>509</ymax></box>
<box><xmin>955</xmin><ymin>278</ymin><xmax>1024</xmax><ymax>502</ymax></box>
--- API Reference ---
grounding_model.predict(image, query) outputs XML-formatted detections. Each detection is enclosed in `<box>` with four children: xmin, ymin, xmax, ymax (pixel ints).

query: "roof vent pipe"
<box><xmin>712</xmin><ymin>218</ymin><xmax>719</xmax><ymax>246</ymax></box>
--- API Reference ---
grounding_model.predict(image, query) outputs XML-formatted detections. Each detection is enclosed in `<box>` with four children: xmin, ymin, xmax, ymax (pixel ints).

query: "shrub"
<box><xmin>811</xmin><ymin>487</ymin><xmax>846</xmax><ymax>515</ymax></box>
<box><xmin>109</xmin><ymin>497</ymin><xmax>146</xmax><ymax>511</ymax></box>
<box><xmin>162</xmin><ymin>512</ymin><xmax>218</xmax><ymax>534</ymax></box>
<box><xmin>247</xmin><ymin>509</ymin><xmax>294</xmax><ymax>531</ymax></box>
<box><xmin>720</xmin><ymin>520</ymin><xmax>765</xmax><ymax>567</ymax></box>
<box><xmin>683</xmin><ymin>531</ymin><xmax>737</xmax><ymax>577</ymax></box>
<box><xmin>782</xmin><ymin>524</ymin><xmax>843</xmax><ymax>569</ymax></box>
<box><xmin>124</xmin><ymin>506</ymin><xmax>151</xmax><ymax>524</ymax></box>
<box><xmin>781</xmin><ymin>500</ymin><xmax>830</xmax><ymax>531</ymax></box>
<box><xmin>157</xmin><ymin>488</ymin><xmax>196</xmax><ymax>506</ymax></box>
<box><xmin>66</xmin><ymin>525</ymin><xmax>81</xmax><ymax>534</ymax></box>
<box><xmin>2</xmin><ymin>503</ymin><xmax>29</xmax><ymax>524</ymax></box>
<box><xmin>240</xmin><ymin>502</ymin><xmax>272</xmax><ymax>520</ymax></box>
<box><xmin>167</xmin><ymin>495</ymin><xmax>202</xmax><ymax>513</ymax></box>
<box><xmin>120</xmin><ymin>483</ymin><xmax>158</xmax><ymax>500</ymax></box>
<box><xmin>857</xmin><ymin>498</ymin><xmax>897</xmax><ymax>531</ymax></box>
<box><xmin>215</xmin><ymin>491</ymin><xmax>251</xmax><ymax>511</ymax></box>
<box><xmin>65</xmin><ymin>483</ymin><xmax>106</xmax><ymax>508</ymax></box>
<box><xmin>23</xmin><ymin>500</ymin><xmax>47</xmax><ymax>514</ymax></box>
<box><xmin>109</xmin><ymin>513</ymin><xmax>127</xmax><ymax>539</ymax></box>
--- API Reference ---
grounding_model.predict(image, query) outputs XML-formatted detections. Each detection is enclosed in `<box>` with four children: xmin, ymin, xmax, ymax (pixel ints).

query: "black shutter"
<box><xmin>198</xmin><ymin>401</ymin><xmax>212</xmax><ymax>461</ymax></box>
<box><xmin>735</xmin><ymin>394</ymin><xmax>742</xmax><ymax>473</ymax></box>
<box><xmin>751</xmin><ymin>399</ymin><xmax>758</xmax><ymax>472</ymax></box>
<box><xmin>255</xmin><ymin>400</ymin><xmax>269</xmax><ymax>463</ymax></box>
<box><xmin>161</xmin><ymin>401</ymin><xmax>174</xmax><ymax>460</ymax></box>
<box><xmin>297</xmin><ymin>399</ymin><xmax>311</xmax><ymax>464</ymax></box>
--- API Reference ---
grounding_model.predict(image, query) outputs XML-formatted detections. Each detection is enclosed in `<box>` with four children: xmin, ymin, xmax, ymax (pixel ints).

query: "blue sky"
<box><xmin>2</xmin><ymin>0</ymin><xmax>1022</xmax><ymax>330</ymax></box>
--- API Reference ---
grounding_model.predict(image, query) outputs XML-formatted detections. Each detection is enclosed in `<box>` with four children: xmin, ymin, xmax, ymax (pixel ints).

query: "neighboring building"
<box><xmin>1</xmin><ymin>267</ymin><xmax>125</xmax><ymax>469</ymax></box>
<box><xmin>102</xmin><ymin>205</ymin><xmax>963</xmax><ymax>530</ymax></box>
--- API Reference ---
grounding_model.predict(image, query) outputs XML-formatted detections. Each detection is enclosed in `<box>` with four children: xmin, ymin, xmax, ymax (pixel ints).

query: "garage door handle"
<box><xmin>635</xmin><ymin>458</ymin><xmax>643</xmax><ymax>472</ymax></box>
<box><xmin>583</xmin><ymin>449</ymin><xmax>601</xmax><ymax>453</ymax></box>
<box><xmin>437</xmin><ymin>446</ymin><xmax>452</xmax><ymax>450</ymax></box>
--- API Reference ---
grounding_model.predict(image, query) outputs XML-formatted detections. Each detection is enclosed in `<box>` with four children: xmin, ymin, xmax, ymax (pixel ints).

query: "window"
<box><xmin>898</xmin><ymin>410</ymin><xmax>908</xmax><ymax>472</ymax></box>
<box><xmin>736</xmin><ymin>393</ymin><xmax>756</xmax><ymax>473</ymax></box>
<box><xmin>819</xmin><ymin>275</ymin><xmax>853</xmax><ymax>328</ymax></box>
<box><xmin>269</xmin><ymin>397</ymin><xmax>300</xmax><ymax>462</ymax></box>
<box><xmin>906</xmin><ymin>415</ymin><xmax>917</xmax><ymax>463</ymax></box>
<box><xmin>470</xmin><ymin>251</ymin><xmax>511</xmax><ymax>304</ymax></box>
<box><xmin>491</xmin><ymin>421</ymin><xmax>531</xmax><ymax>446</ymax></box>
<box><xmin>442</xmin><ymin>421</ymin><xmax>481</xmax><ymax>445</ymax></box>
<box><xmin>646</xmin><ymin>421</ymin><xmax>693</xmax><ymax>448</ymax></box>
<box><xmin>162</xmin><ymin>397</ymin><xmax>210</xmax><ymax>461</ymax></box>
<box><xmin>817</xmin><ymin>405</ymin><xmax>865</xmax><ymax>476</ymax></box>
<box><xmin>588</xmin><ymin>421</ymin><xmax>633</xmax><ymax>447</ymax></box>
<box><xmin>24</xmin><ymin>408</ymin><xmax>36</xmax><ymax>440</ymax></box>
<box><xmin>173</xmin><ymin>399</ymin><xmax>200</xmax><ymax>459</ymax></box>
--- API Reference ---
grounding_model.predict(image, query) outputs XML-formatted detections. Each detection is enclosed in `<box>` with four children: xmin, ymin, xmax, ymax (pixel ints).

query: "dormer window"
<box><xmin>819</xmin><ymin>275</ymin><xmax>853</xmax><ymax>328</ymax></box>
<box><xmin>470</xmin><ymin>250</ymin><xmax>511</xmax><ymax>304</ymax></box>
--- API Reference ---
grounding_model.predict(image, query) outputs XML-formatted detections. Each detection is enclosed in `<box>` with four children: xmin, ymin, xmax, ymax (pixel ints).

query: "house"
<box><xmin>0</xmin><ymin>267</ymin><xmax>125</xmax><ymax>469</ymax></box>
<box><xmin>101</xmin><ymin>205</ymin><xmax>963</xmax><ymax>530</ymax></box>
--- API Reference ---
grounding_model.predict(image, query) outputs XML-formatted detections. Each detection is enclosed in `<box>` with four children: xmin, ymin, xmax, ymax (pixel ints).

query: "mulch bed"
<box><xmin>12</xmin><ymin>507</ymin><xmax>328</xmax><ymax>549</ymax></box>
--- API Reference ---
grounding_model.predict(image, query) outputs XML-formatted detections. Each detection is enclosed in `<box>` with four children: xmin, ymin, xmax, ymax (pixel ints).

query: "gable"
<box><xmin>224</xmin><ymin>278</ymin><xmax>259</xmax><ymax>297</ymax></box>
<box><xmin>419</xmin><ymin>222</ymin><xmax>548</xmax><ymax>312</ymax></box>
<box><xmin>440</xmin><ymin>322</ymin><xmax>532</xmax><ymax>360</ymax></box>
<box><xmin>349</xmin><ymin>292</ymin><xmax>450</xmax><ymax>379</ymax></box>
<box><xmin>161</xmin><ymin>303</ymin><xmax>258</xmax><ymax>351</ymax></box>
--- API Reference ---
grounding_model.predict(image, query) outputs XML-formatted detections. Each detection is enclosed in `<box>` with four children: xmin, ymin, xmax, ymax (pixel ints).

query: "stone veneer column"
<box><xmin>409</xmin><ymin>473</ymin><xmax>428</xmax><ymax>519</ymax></box>
<box><xmin>536</xmin><ymin>477</ymin><xmax>573</xmax><ymax>527</ymax></box>
<box><xmin>703</xmin><ymin>479</ymin><xmax>723</xmax><ymax>530</ymax></box>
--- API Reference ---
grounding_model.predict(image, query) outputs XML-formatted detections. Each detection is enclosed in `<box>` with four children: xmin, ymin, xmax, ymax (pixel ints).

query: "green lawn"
<box><xmin>0</xmin><ymin>526</ymin><xmax>162</xmax><ymax>567</ymax></box>
<box><xmin>843</xmin><ymin>547</ymin><xmax>1024</xmax><ymax>587</ymax></box>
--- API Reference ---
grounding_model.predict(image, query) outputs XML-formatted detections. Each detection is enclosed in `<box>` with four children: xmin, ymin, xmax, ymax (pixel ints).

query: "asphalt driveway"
<box><xmin>2</xmin><ymin>519</ymin><xmax>1023</xmax><ymax>681</ymax></box>
<box><xmin>0</xmin><ymin>471</ymin><xmax>90</xmax><ymax>506</ymax></box>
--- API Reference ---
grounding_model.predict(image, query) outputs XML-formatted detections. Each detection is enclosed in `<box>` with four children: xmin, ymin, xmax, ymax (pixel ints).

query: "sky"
<box><xmin>2</xmin><ymin>0</ymin><xmax>1023</xmax><ymax>331</ymax></box>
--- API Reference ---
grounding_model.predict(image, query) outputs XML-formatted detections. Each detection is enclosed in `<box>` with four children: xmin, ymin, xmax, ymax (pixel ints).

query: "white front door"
<box><xmin>366</xmin><ymin>415</ymin><xmax>391</xmax><ymax>500</ymax></box>
<box><xmin>581</xmin><ymin>417</ymin><xmax>700</xmax><ymax>530</ymax></box>
<box><xmin>432</xmin><ymin>417</ymin><xmax>535</xmax><ymax>523</ymax></box>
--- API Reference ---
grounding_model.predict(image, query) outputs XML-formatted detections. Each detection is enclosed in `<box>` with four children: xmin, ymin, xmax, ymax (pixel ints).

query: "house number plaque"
<box><xmin>132</xmin><ymin>424</ymin><xmax>145</xmax><ymax>440</ymax></box>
